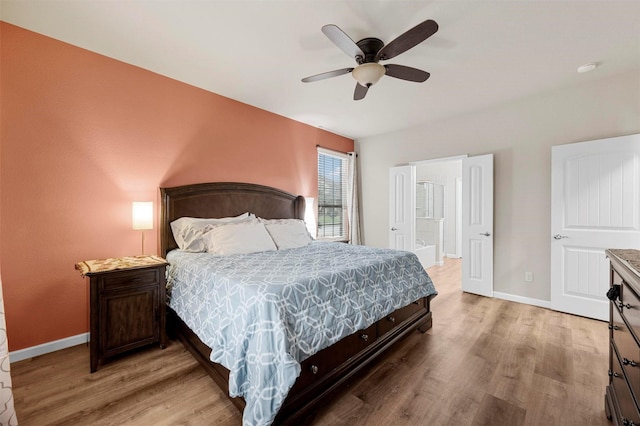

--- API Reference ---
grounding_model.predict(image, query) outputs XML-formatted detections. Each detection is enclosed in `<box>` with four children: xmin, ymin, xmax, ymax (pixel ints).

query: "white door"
<box><xmin>389</xmin><ymin>165</ymin><xmax>415</xmax><ymax>250</ymax></box>
<box><xmin>551</xmin><ymin>134</ymin><xmax>640</xmax><ymax>321</ymax></box>
<box><xmin>461</xmin><ymin>154</ymin><xmax>494</xmax><ymax>297</ymax></box>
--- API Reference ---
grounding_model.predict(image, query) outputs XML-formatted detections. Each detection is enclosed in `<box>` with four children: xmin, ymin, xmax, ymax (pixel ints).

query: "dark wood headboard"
<box><xmin>160</xmin><ymin>182</ymin><xmax>305</xmax><ymax>256</ymax></box>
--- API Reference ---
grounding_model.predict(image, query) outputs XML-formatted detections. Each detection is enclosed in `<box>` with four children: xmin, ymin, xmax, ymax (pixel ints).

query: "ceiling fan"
<box><xmin>302</xmin><ymin>19</ymin><xmax>439</xmax><ymax>100</ymax></box>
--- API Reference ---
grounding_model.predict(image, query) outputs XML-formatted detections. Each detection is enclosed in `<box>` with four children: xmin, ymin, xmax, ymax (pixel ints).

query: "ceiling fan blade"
<box><xmin>354</xmin><ymin>83</ymin><xmax>368</xmax><ymax>101</ymax></box>
<box><xmin>322</xmin><ymin>24</ymin><xmax>365</xmax><ymax>61</ymax></box>
<box><xmin>376</xmin><ymin>19</ymin><xmax>439</xmax><ymax>61</ymax></box>
<box><xmin>384</xmin><ymin>64</ymin><xmax>430</xmax><ymax>82</ymax></box>
<box><xmin>301</xmin><ymin>67</ymin><xmax>354</xmax><ymax>83</ymax></box>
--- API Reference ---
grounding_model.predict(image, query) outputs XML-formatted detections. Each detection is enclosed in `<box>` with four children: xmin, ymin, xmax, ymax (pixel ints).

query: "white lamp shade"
<box><xmin>132</xmin><ymin>201</ymin><xmax>153</xmax><ymax>230</ymax></box>
<box><xmin>304</xmin><ymin>197</ymin><xmax>317</xmax><ymax>238</ymax></box>
<box><xmin>352</xmin><ymin>63</ymin><xmax>386</xmax><ymax>87</ymax></box>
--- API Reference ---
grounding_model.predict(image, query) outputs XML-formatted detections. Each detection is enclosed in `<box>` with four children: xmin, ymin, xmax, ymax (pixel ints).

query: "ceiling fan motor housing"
<box><xmin>356</xmin><ymin>38</ymin><xmax>384</xmax><ymax>63</ymax></box>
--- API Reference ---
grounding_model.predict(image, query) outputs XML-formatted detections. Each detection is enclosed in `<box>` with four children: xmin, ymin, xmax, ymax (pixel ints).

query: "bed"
<box><xmin>160</xmin><ymin>182</ymin><xmax>437</xmax><ymax>425</ymax></box>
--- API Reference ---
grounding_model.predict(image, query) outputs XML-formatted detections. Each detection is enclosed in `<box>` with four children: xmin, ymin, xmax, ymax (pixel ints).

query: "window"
<box><xmin>317</xmin><ymin>147</ymin><xmax>348</xmax><ymax>240</ymax></box>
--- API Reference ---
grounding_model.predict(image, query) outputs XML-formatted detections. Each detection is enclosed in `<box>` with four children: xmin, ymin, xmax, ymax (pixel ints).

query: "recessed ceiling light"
<box><xmin>577</xmin><ymin>62</ymin><xmax>598</xmax><ymax>73</ymax></box>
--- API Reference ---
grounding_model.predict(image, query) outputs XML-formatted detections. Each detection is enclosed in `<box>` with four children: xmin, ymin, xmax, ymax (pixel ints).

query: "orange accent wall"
<box><xmin>0</xmin><ymin>22</ymin><xmax>353</xmax><ymax>351</ymax></box>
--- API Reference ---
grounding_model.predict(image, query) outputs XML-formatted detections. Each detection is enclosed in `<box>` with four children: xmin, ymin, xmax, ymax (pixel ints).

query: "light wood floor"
<box><xmin>12</xmin><ymin>258</ymin><xmax>610</xmax><ymax>426</ymax></box>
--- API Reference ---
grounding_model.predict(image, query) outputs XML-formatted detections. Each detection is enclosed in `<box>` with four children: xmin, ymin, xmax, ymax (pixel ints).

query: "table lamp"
<box><xmin>132</xmin><ymin>201</ymin><xmax>153</xmax><ymax>254</ymax></box>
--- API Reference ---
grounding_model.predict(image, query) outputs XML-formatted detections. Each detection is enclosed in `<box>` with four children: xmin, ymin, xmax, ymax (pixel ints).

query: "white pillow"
<box><xmin>171</xmin><ymin>213</ymin><xmax>253</xmax><ymax>252</ymax></box>
<box><xmin>203</xmin><ymin>222</ymin><xmax>277</xmax><ymax>255</ymax></box>
<box><xmin>264</xmin><ymin>220</ymin><xmax>312</xmax><ymax>250</ymax></box>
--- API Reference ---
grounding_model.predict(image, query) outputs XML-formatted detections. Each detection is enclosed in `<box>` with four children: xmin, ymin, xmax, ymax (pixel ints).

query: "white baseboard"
<box><xmin>10</xmin><ymin>332</ymin><xmax>89</xmax><ymax>363</ymax></box>
<box><xmin>493</xmin><ymin>291</ymin><xmax>552</xmax><ymax>310</ymax></box>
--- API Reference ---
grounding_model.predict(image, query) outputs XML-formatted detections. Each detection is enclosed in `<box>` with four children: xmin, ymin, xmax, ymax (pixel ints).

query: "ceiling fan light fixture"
<box><xmin>352</xmin><ymin>63</ymin><xmax>386</xmax><ymax>87</ymax></box>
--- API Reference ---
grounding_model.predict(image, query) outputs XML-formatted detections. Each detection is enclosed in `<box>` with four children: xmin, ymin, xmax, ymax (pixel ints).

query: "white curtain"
<box><xmin>347</xmin><ymin>152</ymin><xmax>361</xmax><ymax>245</ymax></box>
<box><xmin>0</xmin><ymin>276</ymin><xmax>17</xmax><ymax>426</ymax></box>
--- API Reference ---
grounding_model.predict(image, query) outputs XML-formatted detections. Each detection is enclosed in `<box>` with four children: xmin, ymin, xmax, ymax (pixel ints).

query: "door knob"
<box><xmin>553</xmin><ymin>234</ymin><xmax>569</xmax><ymax>240</ymax></box>
<box><xmin>391</xmin><ymin>227</ymin><xmax>397</xmax><ymax>231</ymax></box>
<box><xmin>479</xmin><ymin>232</ymin><xmax>491</xmax><ymax>237</ymax></box>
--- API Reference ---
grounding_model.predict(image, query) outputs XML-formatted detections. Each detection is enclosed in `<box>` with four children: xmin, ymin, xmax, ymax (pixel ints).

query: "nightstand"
<box><xmin>76</xmin><ymin>255</ymin><xmax>168</xmax><ymax>373</ymax></box>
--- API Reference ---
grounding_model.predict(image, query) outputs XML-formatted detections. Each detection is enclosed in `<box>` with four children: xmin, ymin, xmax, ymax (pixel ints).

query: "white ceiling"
<box><xmin>2</xmin><ymin>1</ymin><xmax>639</xmax><ymax>140</ymax></box>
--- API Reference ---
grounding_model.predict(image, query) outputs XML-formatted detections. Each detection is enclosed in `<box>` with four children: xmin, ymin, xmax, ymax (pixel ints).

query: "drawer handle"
<box><xmin>360</xmin><ymin>333</ymin><xmax>369</xmax><ymax>342</ymax></box>
<box><xmin>607</xmin><ymin>284</ymin><xmax>621</xmax><ymax>301</ymax></box>
<box><xmin>609</xmin><ymin>324</ymin><xmax>620</xmax><ymax>331</ymax></box>
<box><xmin>623</xmin><ymin>358</ymin><xmax>638</xmax><ymax>367</ymax></box>
<box><xmin>388</xmin><ymin>316</ymin><xmax>396</xmax><ymax>323</ymax></box>
<box><xmin>609</xmin><ymin>370</ymin><xmax>621</xmax><ymax>378</ymax></box>
<box><xmin>618</xmin><ymin>302</ymin><xmax>632</xmax><ymax>310</ymax></box>
<box><xmin>623</xmin><ymin>418</ymin><xmax>637</xmax><ymax>426</ymax></box>
<box><xmin>413</xmin><ymin>301</ymin><xmax>421</xmax><ymax>305</ymax></box>
<box><xmin>310</xmin><ymin>365</ymin><xmax>319</xmax><ymax>375</ymax></box>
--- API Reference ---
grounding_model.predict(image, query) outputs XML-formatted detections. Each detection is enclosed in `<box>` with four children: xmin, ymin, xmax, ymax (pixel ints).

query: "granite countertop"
<box><xmin>609</xmin><ymin>249</ymin><xmax>640</xmax><ymax>276</ymax></box>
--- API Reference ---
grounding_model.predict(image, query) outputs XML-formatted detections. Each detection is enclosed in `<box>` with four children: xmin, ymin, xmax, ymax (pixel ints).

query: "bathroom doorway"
<box><xmin>390</xmin><ymin>154</ymin><xmax>494</xmax><ymax>297</ymax></box>
<box><xmin>414</xmin><ymin>158</ymin><xmax>462</xmax><ymax>268</ymax></box>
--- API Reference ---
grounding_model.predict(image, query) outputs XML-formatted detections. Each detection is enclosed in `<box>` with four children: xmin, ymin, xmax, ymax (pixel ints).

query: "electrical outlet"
<box><xmin>525</xmin><ymin>272</ymin><xmax>534</xmax><ymax>282</ymax></box>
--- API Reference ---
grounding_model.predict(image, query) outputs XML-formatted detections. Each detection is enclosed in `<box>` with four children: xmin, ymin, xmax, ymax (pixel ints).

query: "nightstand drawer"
<box><xmin>99</xmin><ymin>268</ymin><xmax>160</xmax><ymax>291</ymax></box>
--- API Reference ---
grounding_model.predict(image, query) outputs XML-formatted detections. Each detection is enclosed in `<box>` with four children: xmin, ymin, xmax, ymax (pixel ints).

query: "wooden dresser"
<box><xmin>606</xmin><ymin>249</ymin><xmax>640</xmax><ymax>426</ymax></box>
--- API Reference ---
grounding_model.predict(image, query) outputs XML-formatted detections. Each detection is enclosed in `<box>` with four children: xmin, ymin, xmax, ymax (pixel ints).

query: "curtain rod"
<box><xmin>316</xmin><ymin>145</ymin><xmax>357</xmax><ymax>156</ymax></box>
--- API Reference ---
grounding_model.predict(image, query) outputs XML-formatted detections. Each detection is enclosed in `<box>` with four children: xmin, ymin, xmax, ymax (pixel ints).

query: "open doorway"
<box><xmin>390</xmin><ymin>154</ymin><xmax>494</xmax><ymax>297</ymax></box>
<box><xmin>413</xmin><ymin>158</ymin><xmax>463</xmax><ymax>265</ymax></box>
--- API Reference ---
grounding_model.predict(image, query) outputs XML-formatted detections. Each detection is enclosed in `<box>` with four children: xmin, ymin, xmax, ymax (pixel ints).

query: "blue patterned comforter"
<box><xmin>166</xmin><ymin>241</ymin><xmax>437</xmax><ymax>426</ymax></box>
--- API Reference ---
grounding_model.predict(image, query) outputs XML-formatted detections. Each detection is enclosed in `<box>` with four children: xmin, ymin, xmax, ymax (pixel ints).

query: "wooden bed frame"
<box><xmin>160</xmin><ymin>182</ymin><xmax>434</xmax><ymax>425</ymax></box>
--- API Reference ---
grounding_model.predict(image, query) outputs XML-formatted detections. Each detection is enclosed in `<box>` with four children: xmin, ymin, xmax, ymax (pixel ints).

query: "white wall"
<box><xmin>356</xmin><ymin>71</ymin><xmax>640</xmax><ymax>302</ymax></box>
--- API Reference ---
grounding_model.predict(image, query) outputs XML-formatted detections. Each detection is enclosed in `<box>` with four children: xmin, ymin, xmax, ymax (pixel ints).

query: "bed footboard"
<box><xmin>167</xmin><ymin>294</ymin><xmax>434</xmax><ymax>425</ymax></box>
